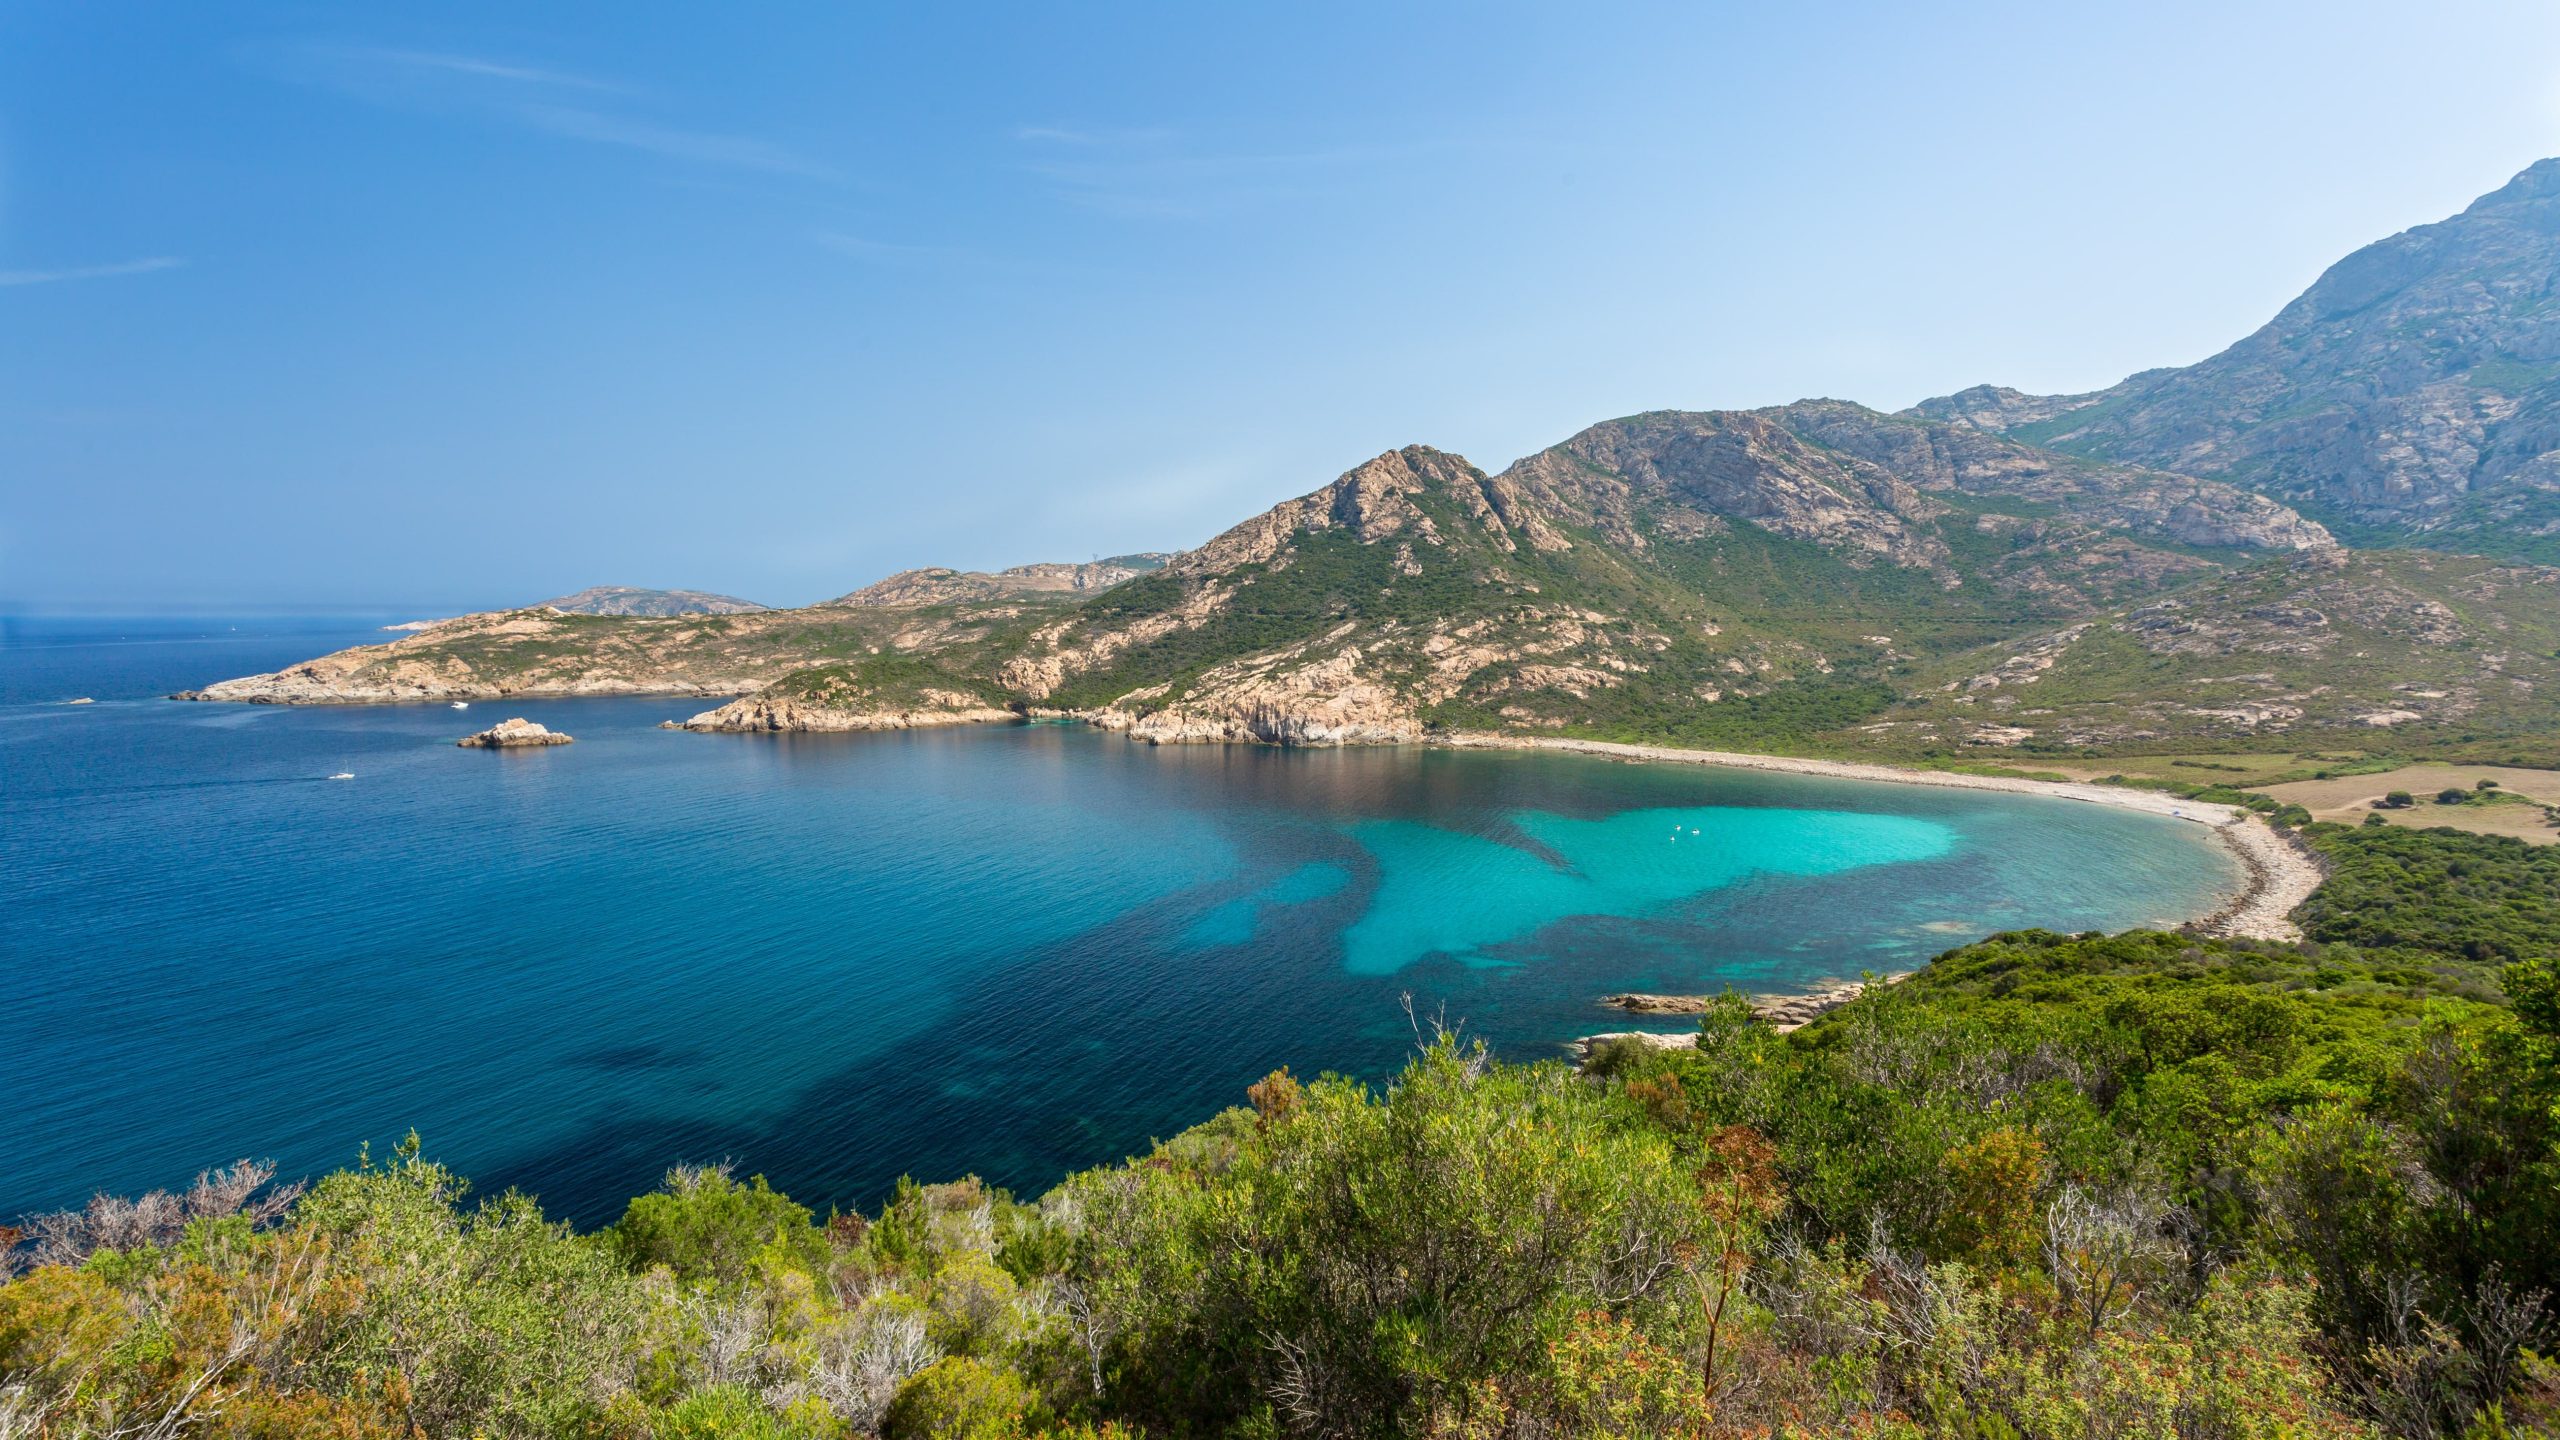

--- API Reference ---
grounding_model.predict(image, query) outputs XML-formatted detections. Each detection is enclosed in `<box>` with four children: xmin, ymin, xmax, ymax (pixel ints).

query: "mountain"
<box><xmin>540</xmin><ymin>586</ymin><xmax>768</xmax><ymax>616</ymax></box>
<box><xmin>188</xmin><ymin>404</ymin><xmax>2356</xmax><ymax>749</ymax></box>
<box><xmin>1912</xmin><ymin>159</ymin><xmax>2560</xmax><ymax>563</ymax></box>
<box><xmin>182</xmin><ymin>173</ymin><xmax>2560</xmax><ymax>758</ymax></box>
<box><xmin>830</xmin><ymin>554</ymin><xmax>1170</xmax><ymax>607</ymax></box>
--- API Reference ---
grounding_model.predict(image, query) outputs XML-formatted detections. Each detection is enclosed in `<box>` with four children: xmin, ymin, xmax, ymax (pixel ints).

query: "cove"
<box><xmin>1</xmin><ymin>616</ymin><xmax>2243</xmax><ymax>1227</ymax></box>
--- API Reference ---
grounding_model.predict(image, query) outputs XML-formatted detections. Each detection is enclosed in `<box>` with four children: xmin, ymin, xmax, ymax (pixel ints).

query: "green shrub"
<box><xmin>655</xmin><ymin>1384</ymin><xmax>807</xmax><ymax>1440</ymax></box>
<box><xmin>881</xmin><ymin>1356</ymin><xmax>1043</xmax><ymax>1440</ymax></box>
<box><xmin>611</xmin><ymin>1166</ymin><xmax>829</xmax><ymax>1284</ymax></box>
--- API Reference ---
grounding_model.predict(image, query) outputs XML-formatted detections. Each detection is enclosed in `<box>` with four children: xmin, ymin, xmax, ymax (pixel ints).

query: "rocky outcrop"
<box><xmin>1906</xmin><ymin>383</ymin><xmax>2119</xmax><ymax>433</ymax></box>
<box><xmin>1576</xmin><ymin>977</ymin><xmax>1901</xmax><ymax>1063</ymax></box>
<box><xmin>675</xmin><ymin>695</ymin><xmax>1016</xmax><ymax>733</ymax></box>
<box><xmin>173</xmin><ymin>608</ymin><xmax>887</xmax><ymax>704</ymax></box>
<box><xmin>1091</xmin><ymin>643</ymin><xmax>1421</xmax><ymax>746</ymax></box>
<box><xmin>1601</xmin><ymin>974</ymin><xmax>1905</xmax><ymax>1029</ymax></box>
<box><xmin>1504</xmin><ymin>410</ymin><xmax>1952</xmax><ymax>567</ymax></box>
<box><xmin>832</xmin><ymin>555</ymin><xmax>1170</xmax><ymax>607</ymax></box>
<box><xmin>540</xmin><ymin>586</ymin><xmax>767</xmax><ymax>616</ymax></box>
<box><xmin>1777</xmin><ymin>400</ymin><xmax>2334</xmax><ymax>552</ymax></box>
<box><xmin>457</xmin><ymin>717</ymin><xmax>573</xmax><ymax>748</ymax></box>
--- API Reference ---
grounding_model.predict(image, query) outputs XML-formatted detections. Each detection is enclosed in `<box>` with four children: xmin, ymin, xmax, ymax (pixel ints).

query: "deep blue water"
<box><xmin>1</xmin><ymin>615</ymin><xmax>2241</xmax><ymax>1226</ymax></box>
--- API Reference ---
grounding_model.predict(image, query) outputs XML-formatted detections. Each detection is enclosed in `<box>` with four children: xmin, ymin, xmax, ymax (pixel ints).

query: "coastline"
<box><xmin>160</xmin><ymin>670</ymin><xmax>2327</xmax><ymax>944</ymax></box>
<box><xmin>1438</xmin><ymin>732</ymin><xmax>2323</xmax><ymax>944</ymax></box>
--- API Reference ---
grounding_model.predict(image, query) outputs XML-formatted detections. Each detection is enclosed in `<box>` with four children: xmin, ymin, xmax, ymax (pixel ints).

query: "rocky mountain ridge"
<box><xmin>539</xmin><ymin>586</ymin><xmax>768</xmax><ymax>616</ymax></box>
<box><xmin>1913</xmin><ymin>158</ymin><xmax>2560</xmax><ymax>563</ymax></box>
<box><xmin>182</xmin><ymin>411</ymin><xmax>2373</xmax><ymax>753</ymax></box>
<box><xmin>831</xmin><ymin>554</ymin><xmax>1170</xmax><ymax>607</ymax></box>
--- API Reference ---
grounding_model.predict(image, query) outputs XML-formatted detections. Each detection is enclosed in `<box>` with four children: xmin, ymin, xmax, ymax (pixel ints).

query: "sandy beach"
<box><xmin>1440</xmin><ymin>733</ymin><xmax>2325</xmax><ymax>944</ymax></box>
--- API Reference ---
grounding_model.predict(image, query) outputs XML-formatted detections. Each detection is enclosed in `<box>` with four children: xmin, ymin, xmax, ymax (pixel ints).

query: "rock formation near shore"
<box><xmin>673</xmin><ymin>694</ymin><xmax>1016</xmax><ymax>733</ymax></box>
<box><xmin>457</xmin><ymin>717</ymin><xmax>573</xmax><ymax>748</ymax></box>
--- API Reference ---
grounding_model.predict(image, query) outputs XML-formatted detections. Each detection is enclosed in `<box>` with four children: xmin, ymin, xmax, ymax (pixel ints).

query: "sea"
<box><xmin>0</xmin><ymin>614</ymin><xmax>2240</xmax><ymax>1226</ymax></box>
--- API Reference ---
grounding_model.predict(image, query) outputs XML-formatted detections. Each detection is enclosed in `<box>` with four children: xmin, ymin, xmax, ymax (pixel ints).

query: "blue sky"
<box><xmin>7</xmin><ymin>2</ymin><xmax>2559</xmax><ymax>611</ymax></box>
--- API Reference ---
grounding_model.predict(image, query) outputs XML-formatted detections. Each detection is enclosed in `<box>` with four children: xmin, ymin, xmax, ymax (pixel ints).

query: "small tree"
<box><xmin>1688</xmin><ymin>1125</ymin><xmax>1785</xmax><ymax>1398</ymax></box>
<box><xmin>2043</xmin><ymin>1185</ymin><xmax>2181</xmax><ymax>1338</ymax></box>
<box><xmin>2438</xmin><ymin>788</ymin><xmax>2472</xmax><ymax>806</ymax></box>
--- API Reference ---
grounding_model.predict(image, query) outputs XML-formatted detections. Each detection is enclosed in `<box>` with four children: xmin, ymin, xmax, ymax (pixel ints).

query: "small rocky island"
<box><xmin>457</xmin><ymin>717</ymin><xmax>573</xmax><ymax>748</ymax></box>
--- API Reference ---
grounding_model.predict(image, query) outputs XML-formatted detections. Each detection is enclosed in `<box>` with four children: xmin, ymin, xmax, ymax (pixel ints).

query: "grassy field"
<box><xmin>2260</xmin><ymin>762</ymin><xmax>2560</xmax><ymax>844</ymax></box>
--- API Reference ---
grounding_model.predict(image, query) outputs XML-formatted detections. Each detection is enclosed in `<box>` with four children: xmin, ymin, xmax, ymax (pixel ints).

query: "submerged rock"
<box><xmin>457</xmin><ymin>717</ymin><xmax>573</xmax><ymax>748</ymax></box>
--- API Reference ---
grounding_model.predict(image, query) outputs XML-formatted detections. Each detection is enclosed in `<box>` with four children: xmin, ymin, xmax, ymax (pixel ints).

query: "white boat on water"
<box><xmin>451</xmin><ymin>701</ymin><xmax>469</xmax><ymax>710</ymax></box>
<box><xmin>328</xmin><ymin>772</ymin><xmax>355</xmax><ymax>781</ymax></box>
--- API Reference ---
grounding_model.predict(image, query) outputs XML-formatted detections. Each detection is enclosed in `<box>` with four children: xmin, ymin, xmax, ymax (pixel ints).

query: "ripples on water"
<box><xmin>0</xmin><ymin>615</ymin><xmax>2240</xmax><ymax>1224</ymax></box>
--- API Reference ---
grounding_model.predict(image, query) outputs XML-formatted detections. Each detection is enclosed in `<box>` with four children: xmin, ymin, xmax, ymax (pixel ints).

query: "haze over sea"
<box><xmin>3</xmin><ymin>616</ymin><xmax>2239</xmax><ymax>1226</ymax></box>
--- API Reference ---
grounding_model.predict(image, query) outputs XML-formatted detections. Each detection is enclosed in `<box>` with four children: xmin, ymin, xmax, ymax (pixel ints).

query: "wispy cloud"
<box><xmin>273</xmin><ymin>41</ymin><xmax>836</xmax><ymax>182</ymax></box>
<box><xmin>1011</xmin><ymin>124</ymin><xmax>1436</xmax><ymax>220</ymax></box>
<box><xmin>0</xmin><ymin>256</ymin><xmax>186</xmax><ymax>288</ymax></box>
<box><xmin>813</xmin><ymin>232</ymin><xmax>947</xmax><ymax>264</ymax></box>
<box><xmin>320</xmin><ymin>45</ymin><xmax>614</xmax><ymax>91</ymax></box>
<box><xmin>512</xmin><ymin>102</ymin><xmax>836</xmax><ymax>179</ymax></box>
<box><xmin>1011</xmin><ymin>124</ymin><xmax>1178</xmax><ymax>147</ymax></box>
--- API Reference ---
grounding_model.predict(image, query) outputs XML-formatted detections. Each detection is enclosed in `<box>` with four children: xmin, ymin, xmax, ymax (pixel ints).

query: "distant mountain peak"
<box><xmin>540</xmin><ymin>586</ymin><xmax>767</xmax><ymax>616</ymax></box>
<box><xmin>1904</xmin><ymin>158</ymin><xmax>2560</xmax><ymax>564</ymax></box>
<box><xmin>831</xmin><ymin>553</ymin><xmax>1170</xmax><ymax>607</ymax></box>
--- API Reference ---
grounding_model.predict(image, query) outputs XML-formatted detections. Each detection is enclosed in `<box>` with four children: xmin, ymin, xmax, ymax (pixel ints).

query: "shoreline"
<box><xmin>1439</xmin><ymin>733</ymin><xmax>2323</xmax><ymax>944</ymax></box>
<box><xmin>1575</xmin><ymin>974</ymin><xmax>1909</xmax><ymax>1062</ymax></box>
<box><xmin>156</xmin><ymin>687</ymin><xmax>2326</xmax><ymax>943</ymax></box>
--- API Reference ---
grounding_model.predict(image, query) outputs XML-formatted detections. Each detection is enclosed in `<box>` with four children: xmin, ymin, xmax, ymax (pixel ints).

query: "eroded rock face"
<box><xmin>457</xmin><ymin>717</ymin><xmax>573</xmax><ymax>748</ymax></box>
<box><xmin>675</xmin><ymin>696</ymin><xmax>1015</xmax><ymax>733</ymax></box>
<box><xmin>1090</xmin><ymin>643</ymin><xmax>1422</xmax><ymax>747</ymax></box>
<box><xmin>1506</xmin><ymin>409</ymin><xmax>1951</xmax><ymax>567</ymax></box>
<box><xmin>1778</xmin><ymin>401</ymin><xmax>2333</xmax><ymax>553</ymax></box>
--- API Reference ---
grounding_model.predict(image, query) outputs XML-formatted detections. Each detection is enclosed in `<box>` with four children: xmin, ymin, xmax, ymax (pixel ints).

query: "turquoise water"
<box><xmin>0</xmin><ymin>616</ymin><xmax>2240</xmax><ymax>1225</ymax></box>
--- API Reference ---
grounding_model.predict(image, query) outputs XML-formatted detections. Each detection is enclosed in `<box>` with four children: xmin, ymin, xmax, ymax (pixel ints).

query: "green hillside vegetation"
<box><xmin>8</xmin><ymin>822</ymin><xmax>2555</xmax><ymax>1439</ymax></box>
<box><xmin>766</xmin><ymin>654</ymin><xmax>1010</xmax><ymax>712</ymax></box>
<box><xmin>1815</xmin><ymin>552</ymin><xmax>2560</xmax><ymax>762</ymax></box>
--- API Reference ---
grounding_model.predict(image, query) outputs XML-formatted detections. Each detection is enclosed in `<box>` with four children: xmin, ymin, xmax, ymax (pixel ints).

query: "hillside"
<box><xmin>661</xmin><ymin>407</ymin><xmax>2336</xmax><ymax>744</ymax></box>
<box><xmin>196</xmin><ymin>399</ymin><xmax>2553</xmax><ymax>759</ymax></box>
<box><xmin>539</xmin><ymin>585</ymin><xmax>769</xmax><ymax>616</ymax></box>
<box><xmin>1913</xmin><ymin>159</ymin><xmax>2560</xmax><ymax>563</ymax></box>
<box><xmin>1861</xmin><ymin>550</ymin><xmax>2560</xmax><ymax>754</ymax></box>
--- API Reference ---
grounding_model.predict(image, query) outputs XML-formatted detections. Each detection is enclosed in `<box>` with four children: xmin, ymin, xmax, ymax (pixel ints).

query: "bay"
<box><xmin>0</xmin><ymin>615</ymin><xmax>2239</xmax><ymax>1225</ymax></box>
